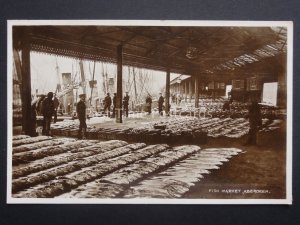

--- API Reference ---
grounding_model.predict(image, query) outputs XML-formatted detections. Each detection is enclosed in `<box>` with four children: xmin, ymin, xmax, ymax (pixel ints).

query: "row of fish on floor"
<box><xmin>12</xmin><ymin>135</ymin><xmax>242</xmax><ymax>198</ymax></box>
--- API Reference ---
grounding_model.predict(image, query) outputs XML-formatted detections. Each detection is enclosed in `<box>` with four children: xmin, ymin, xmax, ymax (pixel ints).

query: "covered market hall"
<box><xmin>10</xmin><ymin>22</ymin><xmax>290</xmax><ymax>200</ymax></box>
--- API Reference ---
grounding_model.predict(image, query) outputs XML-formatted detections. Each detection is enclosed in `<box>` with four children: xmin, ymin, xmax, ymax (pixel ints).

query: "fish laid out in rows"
<box><xmin>13</xmin><ymin>144</ymin><xmax>169</xmax><ymax>198</ymax></box>
<box><xmin>13</xmin><ymin>136</ymin><xmax>53</xmax><ymax>147</ymax></box>
<box><xmin>58</xmin><ymin>145</ymin><xmax>201</xmax><ymax>198</ymax></box>
<box><xmin>12</xmin><ymin>140</ymin><xmax>94</xmax><ymax>166</ymax></box>
<box><xmin>12</xmin><ymin>141</ymin><xmax>135</xmax><ymax>193</ymax></box>
<box><xmin>12</xmin><ymin>135</ymin><xmax>30</xmax><ymax>141</ymax></box>
<box><xmin>13</xmin><ymin>138</ymin><xmax>72</xmax><ymax>154</ymax></box>
<box><xmin>124</xmin><ymin>148</ymin><xmax>242</xmax><ymax>198</ymax></box>
<box><xmin>58</xmin><ymin>181</ymin><xmax>125</xmax><ymax>198</ymax></box>
<box><xmin>12</xmin><ymin>140</ymin><xmax>131</xmax><ymax>179</ymax></box>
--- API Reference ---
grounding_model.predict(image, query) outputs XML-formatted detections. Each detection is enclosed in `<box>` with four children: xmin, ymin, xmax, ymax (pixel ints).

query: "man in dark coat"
<box><xmin>245</xmin><ymin>99</ymin><xmax>262</xmax><ymax>145</ymax></box>
<box><xmin>145</xmin><ymin>94</ymin><xmax>152</xmax><ymax>114</ymax></box>
<box><xmin>76</xmin><ymin>94</ymin><xmax>87</xmax><ymax>139</ymax></box>
<box><xmin>103</xmin><ymin>93</ymin><xmax>112</xmax><ymax>117</ymax></box>
<box><xmin>41</xmin><ymin>92</ymin><xmax>54</xmax><ymax>136</ymax></box>
<box><xmin>123</xmin><ymin>92</ymin><xmax>130</xmax><ymax>117</ymax></box>
<box><xmin>158</xmin><ymin>93</ymin><xmax>164</xmax><ymax>116</ymax></box>
<box><xmin>222</xmin><ymin>100</ymin><xmax>230</xmax><ymax>111</ymax></box>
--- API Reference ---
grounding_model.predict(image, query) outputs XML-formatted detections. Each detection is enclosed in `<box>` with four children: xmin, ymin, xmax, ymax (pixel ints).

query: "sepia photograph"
<box><xmin>7</xmin><ymin>20</ymin><xmax>293</xmax><ymax>204</ymax></box>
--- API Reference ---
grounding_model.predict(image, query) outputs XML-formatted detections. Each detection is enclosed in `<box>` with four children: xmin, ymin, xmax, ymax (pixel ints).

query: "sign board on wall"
<box><xmin>232</xmin><ymin>79</ymin><xmax>245</xmax><ymax>90</ymax></box>
<box><xmin>216</xmin><ymin>82</ymin><xmax>225</xmax><ymax>89</ymax></box>
<box><xmin>247</xmin><ymin>77</ymin><xmax>262</xmax><ymax>91</ymax></box>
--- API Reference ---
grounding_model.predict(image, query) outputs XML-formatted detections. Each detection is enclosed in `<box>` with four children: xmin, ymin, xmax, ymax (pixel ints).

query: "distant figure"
<box><xmin>67</xmin><ymin>102</ymin><xmax>71</xmax><ymax>115</ymax></box>
<box><xmin>222</xmin><ymin>100</ymin><xmax>230</xmax><ymax>111</ymax></box>
<box><xmin>112</xmin><ymin>93</ymin><xmax>117</xmax><ymax>118</ymax></box>
<box><xmin>53</xmin><ymin>94</ymin><xmax>60</xmax><ymax>123</ymax></box>
<box><xmin>104</xmin><ymin>93</ymin><xmax>112</xmax><ymax>117</ymax></box>
<box><xmin>76</xmin><ymin>94</ymin><xmax>87</xmax><ymax>139</ymax></box>
<box><xmin>123</xmin><ymin>92</ymin><xmax>130</xmax><ymax>117</ymax></box>
<box><xmin>171</xmin><ymin>94</ymin><xmax>176</xmax><ymax>103</ymax></box>
<box><xmin>41</xmin><ymin>92</ymin><xmax>54</xmax><ymax>136</ymax></box>
<box><xmin>245</xmin><ymin>99</ymin><xmax>262</xmax><ymax>145</ymax></box>
<box><xmin>199</xmin><ymin>103</ymin><xmax>207</xmax><ymax>117</ymax></box>
<box><xmin>146</xmin><ymin>94</ymin><xmax>152</xmax><ymax>114</ymax></box>
<box><xmin>158</xmin><ymin>93</ymin><xmax>164</xmax><ymax>116</ymax></box>
<box><xmin>176</xmin><ymin>94</ymin><xmax>182</xmax><ymax>105</ymax></box>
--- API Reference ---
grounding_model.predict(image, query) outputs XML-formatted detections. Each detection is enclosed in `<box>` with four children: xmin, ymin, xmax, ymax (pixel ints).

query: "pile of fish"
<box><xmin>11</xmin><ymin>135</ymin><xmax>243</xmax><ymax>198</ymax></box>
<box><xmin>50</xmin><ymin>119</ymin><xmax>208</xmax><ymax>144</ymax></box>
<box><xmin>171</xmin><ymin>100</ymin><xmax>282</xmax><ymax>119</ymax></box>
<box><xmin>151</xmin><ymin>117</ymin><xmax>281</xmax><ymax>139</ymax></box>
<box><xmin>59</xmin><ymin>145</ymin><xmax>200</xmax><ymax>198</ymax></box>
<box><xmin>124</xmin><ymin>148</ymin><xmax>242</xmax><ymax>198</ymax></box>
<box><xmin>49</xmin><ymin>115</ymin><xmax>282</xmax><ymax>142</ymax></box>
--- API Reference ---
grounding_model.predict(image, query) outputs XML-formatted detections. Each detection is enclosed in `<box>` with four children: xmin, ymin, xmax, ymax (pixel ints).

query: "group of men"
<box><xmin>31</xmin><ymin>92</ymin><xmax>60</xmax><ymax>136</ymax></box>
<box><xmin>32</xmin><ymin>90</ymin><xmax>261</xmax><ymax>145</ymax></box>
<box><xmin>78</xmin><ymin>95</ymin><xmax>262</xmax><ymax>144</ymax></box>
<box><xmin>102</xmin><ymin>92</ymin><xmax>166</xmax><ymax>117</ymax></box>
<box><xmin>145</xmin><ymin>93</ymin><xmax>165</xmax><ymax>115</ymax></box>
<box><xmin>103</xmin><ymin>92</ymin><xmax>130</xmax><ymax>118</ymax></box>
<box><xmin>77</xmin><ymin>92</ymin><xmax>130</xmax><ymax>139</ymax></box>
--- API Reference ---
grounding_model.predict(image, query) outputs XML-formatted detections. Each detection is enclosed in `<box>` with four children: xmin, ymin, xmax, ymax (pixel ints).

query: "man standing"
<box><xmin>145</xmin><ymin>94</ymin><xmax>152</xmax><ymax>114</ymax></box>
<box><xmin>103</xmin><ymin>93</ymin><xmax>112</xmax><ymax>117</ymax></box>
<box><xmin>245</xmin><ymin>99</ymin><xmax>262</xmax><ymax>145</ymax></box>
<box><xmin>41</xmin><ymin>92</ymin><xmax>55</xmax><ymax>136</ymax></box>
<box><xmin>158</xmin><ymin>93</ymin><xmax>164</xmax><ymax>116</ymax></box>
<box><xmin>76</xmin><ymin>94</ymin><xmax>87</xmax><ymax>139</ymax></box>
<box><xmin>123</xmin><ymin>92</ymin><xmax>130</xmax><ymax>117</ymax></box>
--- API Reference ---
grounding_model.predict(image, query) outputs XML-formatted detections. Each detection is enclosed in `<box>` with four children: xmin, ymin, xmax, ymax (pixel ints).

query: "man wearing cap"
<box><xmin>123</xmin><ymin>92</ymin><xmax>130</xmax><ymax>117</ymax></box>
<box><xmin>103</xmin><ymin>93</ymin><xmax>112</xmax><ymax>117</ymax></box>
<box><xmin>76</xmin><ymin>94</ymin><xmax>87</xmax><ymax>139</ymax></box>
<box><xmin>145</xmin><ymin>94</ymin><xmax>152</xmax><ymax>114</ymax></box>
<box><xmin>41</xmin><ymin>92</ymin><xmax>55</xmax><ymax>136</ymax></box>
<box><xmin>158</xmin><ymin>93</ymin><xmax>164</xmax><ymax>116</ymax></box>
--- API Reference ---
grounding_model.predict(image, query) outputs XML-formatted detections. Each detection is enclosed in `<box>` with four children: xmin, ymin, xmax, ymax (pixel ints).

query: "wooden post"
<box><xmin>277</xmin><ymin>68</ymin><xmax>287</xmax><ymax>108</ymax></box>
<box><xmin>116</xmin><ymin>44</ymin><xmax>123</xmax><ymax>123</ymax></box>
<box><xmin>165</xmin><ymin>69</ymin><xmax>170</xmax><ymax>116</ymax></box>
<box><xmin>195</xmin><ymin>76</ymin><xmax>199</xmax><ymax>108</ymax></box>
<box><xmin>189</xmin><ymin>78</ymin><xmax>192</xmax><ymax>103</ymax></box>
<box><xmin>21</xmin><ymin>30</ymin><xmax>34</xmax><ymax>136</ymax></box>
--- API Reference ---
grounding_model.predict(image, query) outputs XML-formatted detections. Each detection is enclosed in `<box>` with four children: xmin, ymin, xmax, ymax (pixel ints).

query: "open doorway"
<box><xmin>262</xmin><ymin>82</ymin><xmax>278</xmax><ymax>106</ymax></box>
<box><xmin>225</xmin><ymin>85</ymin><xmax>232</xmax><ymax>99</ymax></box>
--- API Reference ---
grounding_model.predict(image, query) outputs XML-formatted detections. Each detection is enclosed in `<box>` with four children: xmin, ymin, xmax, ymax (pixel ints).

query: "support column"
<box><xmin>195</xmin><ymin>76</ymin><xmax>199</xmax><ymax>108</ymax></box>
<box><xmin>165</xmin><ymin>69</ymin><xmax>170</xmax><ymax>116</ymax></box>
<box><xmin>116</xmin><ymin>44</ymin><xmax>123</xmax><ymax>123</ymax></box>
<box><xmin>189</xmin><ymin>78</ymin><xmax>192</xmax><ymax>103</ymax></box>
<box><xmin>21</xmin><ymin>31</ymin><xmax>34</xmax><ymax>136</ymax></box>
<box><xmin>277</xmin><ymin>68</ymin><xmax>287</xmax><ymax>108</ymax></box>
